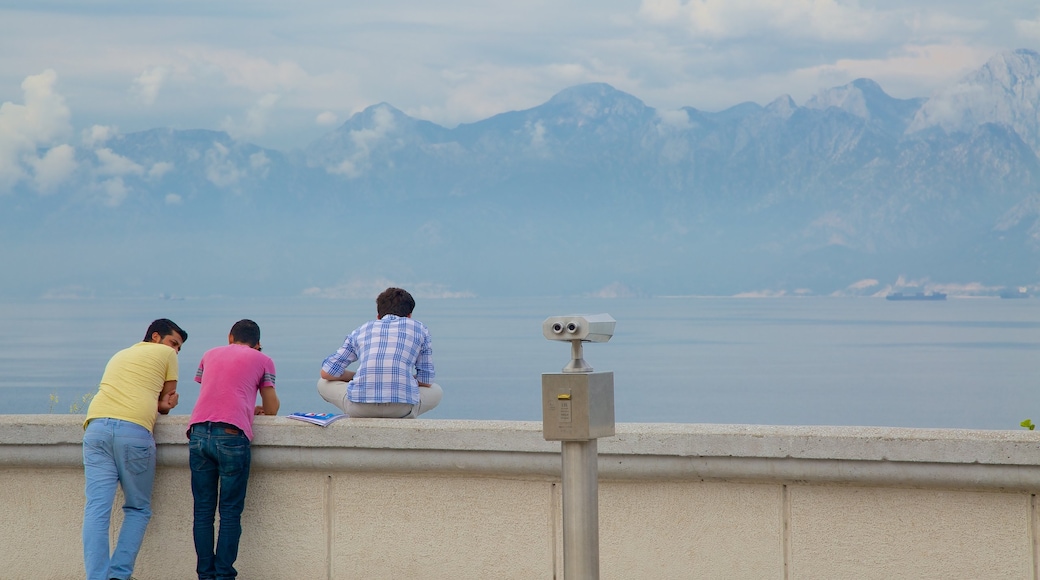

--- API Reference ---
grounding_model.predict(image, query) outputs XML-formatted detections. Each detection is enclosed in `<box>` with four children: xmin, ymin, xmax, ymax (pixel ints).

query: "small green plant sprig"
<box><xmin>1021</xmin><ymin>419</ymin><xmax>1035</xmax><ymax>430</ymax></box>
<box><xmin>48</xmin><ymin>391</ymin><xmax>95</xmax><ymax>414</ymax></box>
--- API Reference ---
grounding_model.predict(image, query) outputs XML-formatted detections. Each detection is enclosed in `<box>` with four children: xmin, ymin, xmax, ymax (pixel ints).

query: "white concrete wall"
<box><xmin>2</xmin><ymin>414</ymin><xmax>1039</xmax><ymax>579</ymax></box>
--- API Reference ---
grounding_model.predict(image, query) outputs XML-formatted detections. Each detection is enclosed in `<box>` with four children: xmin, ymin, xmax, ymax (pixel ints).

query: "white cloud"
<box><xmin>29</xmin><ymin>144</ymin><xmax>78</xmax><ymax>193</ymax></box>
<box><xmin>165</xmin><ymin>193</ymin><xmax>182</xmax><ymax>204</ymax></box>
<box><xmin>793</xmin><ymin>44</ymin><xmax>992</xmax><ymax>102</ymax></box>
<box><xmin>527</xmin><ymin>120</ymin><xmax>547</xmax><ymax>149</ymax></box>
<box><xmin>101</xmin><ymin>177</ymin><xmax>129</xmax><ymax>206</ymax></box>
<box><xmin>930</xmin><ymin>281</ymin><xmax>1001</xmax><ymax>296</ymax></box>
<box><xmin>733</xmin><ymin>289</ymin><xmax>789</xmax><ymax>297</ymax></box>
<box><xmin>249</xmin><ymin>151</ymin><xmax>269</xmax><ymax>170</ymax></box>
<box><xmin>41</xmin><ymin>285</ymin><xmax>95</xmax><ymax>299</ymax></box>
<box><xmin>148</xmin><ymin>161</ymin><xmax>174</xmax><ymax>179</ymax></box>
<box><xmin>848</xmin><ymin>279</ymin><xmax>879</xmax><ymax>290</ymax></box>
<box><xmin>0</xmin><ymin>1</ymin><xmax>1036</xmax><ymax>153</ymax></box>
<box><xmin>94</xmin><ymin>148</ymin><xmax>145</xmax><ymax>176</ymax></box>
<box><xmin>656</xmin><ymin>108</ymin><xmax>690</xmax><ymax>131</ymax></box>
<box><xmin>328</xmin><ymin>104</ymin><xmax>396</xmax><ymax>177</ymax></box>
<box><xmin>1015</xmin><ymin>15</ymin><xmax>1040</xmax><ymax>39</ymax></box>
<box><xmin>316</xmin><ymin>111</ymin><xmax>339</xmax><ymax>126</ymax></box>
<box><xmin>302</xmin><ymin>277</ymin><xmax>475</xmax><ymax>299</ymax></box>
<box><xmin>583</xmin><ymin>282</ymin><xmax>644</xmax><ymax>298</ymax></box>
<box><xmin>132</xmin><ymin>66</ymin><xmax>169</xmax><ymax>105</ymax></box>
<box><xmin>249</xmin><ymin>151</ymin><xmax>270</xmax><ymax>178</ymax></box>
<box><xmin>204</xmin><ymin>142</ymin><xmax>244</xmax><ymax>187</ymax></box>
<box><xmin>189</xmin><ymin>49</ymin><xmax>309</xmax><ymax>93</ymax></box>
<box><xmin>639</xmin><ymin>0</ymin><xmax>891</xmax><ymax>42</ymax></box>
<box><xmin>0</xmin><ymin>69</ymin><xmax>72</xmax><ymax>192</ymax></box>
<box><xmin>222</xmin><ymin>93</ymin><xmax>281</xmax><ymax>139</ymax></box>
<box><xmin>82</xmin><ymin>125</ymin><xmax>117</xmax><ymax>148</ymax></box>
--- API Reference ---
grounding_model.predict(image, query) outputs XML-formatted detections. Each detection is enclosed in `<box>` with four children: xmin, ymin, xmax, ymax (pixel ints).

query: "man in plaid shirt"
<box><xmin>317</xmin><ymin>287</ymin><xmax>443</xmax><ymax>418</ymax></box>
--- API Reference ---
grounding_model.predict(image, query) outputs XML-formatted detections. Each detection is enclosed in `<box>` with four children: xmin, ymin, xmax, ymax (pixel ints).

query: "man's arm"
<box><xmin>320</xmin><ymin>368</ymin><xmax>355</xmax><ymax>382</ymax></box>
<box><xmin>158</xmin><ymin>380</ymin><xmax>178</xmax><ymax>414</ymax></box>
<box><xmin>255</xmin><ymin>387</ymin><xmax>280</xmax><ymax>416</ymax></box>
<box><xmin>414</xmin><ymin>329</ymin><xmax>435</xmax><ymax>388</ymax></box>
<box><xmin>321</xmin><ymin>332</ymin><xmax>360</xmax><ymax>381</ymax></box>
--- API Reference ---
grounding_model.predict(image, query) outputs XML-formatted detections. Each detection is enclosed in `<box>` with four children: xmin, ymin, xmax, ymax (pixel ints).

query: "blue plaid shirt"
<box><xmin>321</xmin><ymin>315</ymin><xmax>435</xmax><ymax>405</ymax></box>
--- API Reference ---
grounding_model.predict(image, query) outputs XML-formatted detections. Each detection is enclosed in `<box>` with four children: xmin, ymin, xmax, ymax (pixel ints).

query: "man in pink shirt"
<box><xmin>187</xmin><ymin>319</ymin><xmax>279</xmax><ymax>580</ymax></box>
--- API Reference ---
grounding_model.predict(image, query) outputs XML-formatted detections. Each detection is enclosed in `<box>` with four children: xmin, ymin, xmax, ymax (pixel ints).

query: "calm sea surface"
<box><xmin>1</xmin><ymin>296</ymin><xmax>1038</xmax><ymax>429</ymax></box>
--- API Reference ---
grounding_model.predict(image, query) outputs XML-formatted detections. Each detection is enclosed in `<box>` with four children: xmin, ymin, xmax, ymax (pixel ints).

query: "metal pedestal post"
<box><xmin>562</xmin><ymin>439</ymin><xmax>599</xmax><ymax>580</ymax></box>
<box><xmin>541</xmin><ymin>314</ymin><xmax>616</xmax><ymax>580</ymax></box>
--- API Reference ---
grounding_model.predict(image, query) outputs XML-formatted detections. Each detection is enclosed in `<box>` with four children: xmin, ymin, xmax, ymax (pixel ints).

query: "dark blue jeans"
<box><xmin>189</xmin><ymin>422</ymin><xmax>251</xmax><ymax>580</ymax></box>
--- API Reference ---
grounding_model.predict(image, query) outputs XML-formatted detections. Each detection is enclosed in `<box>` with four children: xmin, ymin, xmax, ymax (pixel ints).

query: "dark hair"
<box><xmin>144</xmin><ymin>318</ymin><xmax>187</xmax><ymax>342</ymax></box>
<box><xmin>376</xmin><ymin>287</ymin><xmax>415</xmax><ymax>318</ymax></box>
<box><xmin>230</xmin><ymin>319</ymin><xmax>261</xmax><ymax>347</ymax></box>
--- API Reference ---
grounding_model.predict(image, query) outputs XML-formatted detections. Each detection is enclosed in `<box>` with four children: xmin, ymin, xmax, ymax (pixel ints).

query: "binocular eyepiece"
<box><xmin>550</xmin><ymin>321</ymin><xmax>579</xmax><ymax>334</ymax></box>
<box><xmin>541</xmin><ymin>314</ymin><xmax>615</xmax><ymax>343</ymax></box>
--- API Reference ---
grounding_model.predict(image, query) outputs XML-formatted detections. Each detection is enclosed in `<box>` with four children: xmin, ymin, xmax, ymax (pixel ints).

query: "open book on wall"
<box><xmin>287</xmin><ymin>412</ymin><xmax>348</xmax><ymax>427</ymax></box>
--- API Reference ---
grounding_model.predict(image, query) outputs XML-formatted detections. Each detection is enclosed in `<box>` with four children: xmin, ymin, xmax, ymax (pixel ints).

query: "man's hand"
<box><xmin>158</xmin><ymin>391</ymin><xmax>179</xmax><ymax>414</ymax></box>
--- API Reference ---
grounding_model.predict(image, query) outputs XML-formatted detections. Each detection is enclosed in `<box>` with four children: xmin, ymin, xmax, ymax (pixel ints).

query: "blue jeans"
<box><xmin>189</xmin><ymin>422</ymin><xmax>252</xmax><ymax>580</ymax></box>
<box><xmin>82</xmin><ymin>417</ymin><xmax>156</xmax><ymax>580</ymax></box>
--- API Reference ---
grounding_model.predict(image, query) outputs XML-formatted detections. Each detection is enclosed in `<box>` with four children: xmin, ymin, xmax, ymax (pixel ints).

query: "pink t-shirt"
<box><xmin>190</xmin><ymin>343</ymin><xmax>276</xmax><ymax>441</ymax></box>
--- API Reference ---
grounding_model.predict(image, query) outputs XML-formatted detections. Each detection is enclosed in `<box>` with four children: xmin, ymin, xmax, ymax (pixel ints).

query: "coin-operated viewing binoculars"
<box><xmin>541</xmin><ymin>313</ymin><xmax>615</xmax><ymax>580</ymax></box>
<box><xmin>541</xmin><ymin>314</ymin><xmax>616</xmax><ymax>441</ymax></box>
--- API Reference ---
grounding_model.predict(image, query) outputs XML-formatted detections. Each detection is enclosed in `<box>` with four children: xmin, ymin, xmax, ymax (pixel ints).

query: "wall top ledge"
<box><xmin>2</xmin><ymin>414</ymin><xmax>1039</xmax><ymax>466</ymax></box>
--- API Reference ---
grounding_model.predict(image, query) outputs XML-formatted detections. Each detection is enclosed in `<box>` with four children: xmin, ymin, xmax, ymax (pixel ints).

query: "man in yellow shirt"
<box><xmin>82</xmin><ymin>318</ymin><xmax>187</xmax><ymax>580</ymax></box>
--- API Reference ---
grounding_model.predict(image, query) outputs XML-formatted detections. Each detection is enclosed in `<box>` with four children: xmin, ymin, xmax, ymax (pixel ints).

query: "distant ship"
<box><xmin>999</xmin><ymin>288</ymin><xmax>1030</xmax><ymax>299</ymax></box>
<box><xmin>885</xmin><ymin>292</ymin><xmax>947</xmax><ymax>301</ymax></box>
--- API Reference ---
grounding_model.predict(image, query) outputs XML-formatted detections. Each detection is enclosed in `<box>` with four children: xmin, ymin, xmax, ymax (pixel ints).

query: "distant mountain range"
<box><xmin>2</xmin><ymin>49</ymin><xmax>1040</xmax><ymax>299</ymax></box>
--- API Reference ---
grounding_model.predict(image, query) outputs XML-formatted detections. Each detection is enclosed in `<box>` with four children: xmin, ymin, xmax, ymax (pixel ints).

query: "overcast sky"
<box><xmin>2</xmin><ymin>0</ymin><xmax>1040</xmax><ymax>151</ymax></box>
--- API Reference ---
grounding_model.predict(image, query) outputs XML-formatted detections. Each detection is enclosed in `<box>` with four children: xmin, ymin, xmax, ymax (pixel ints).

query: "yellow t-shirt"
<box><xmin>84</xmin><ymin>341</ymin><xmax>179</xmax><ymax>432</ymax></box>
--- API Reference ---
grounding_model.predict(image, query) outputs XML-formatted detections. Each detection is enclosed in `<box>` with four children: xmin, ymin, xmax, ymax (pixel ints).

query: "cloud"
<box><xmin>101</xmin><ymin>177</ymin><xmax>129</xmax><ymax>206</ymax></box>
<box><xmin>1</xmin><ymin>1</ymin><xmax>1034</xmax><ymax>156</ymax></box>
<box><xmin>249</xmin><ymin>151</ymin><xmax>270</xmax><ymax>178</ymax></box>
<box><xmin>0</xmin><ymin>69</ymin><xmax>72</xmax><ymax>192</ymax></box>
<box><xmin>930</xmin><ymin>281</ymin><xmax>1001</xmax><ymax>296</ymax></box>
<box><xmin>203</xmin><ymin>142</ymin><xmax>247</xmax><ymax>187</ymax></box>
<box><xmin>527</xmin><ymin>120</ymin><xmax>548</xmax><ymax>149</ymax></box>
<box><xmin>656</xmin><ymin>108</ymin><xmax>690</xmax><ymax>131</ymax></box>
<box><xmin>41</xmin><ymin>285</ymin><xmax>95</xmax><ymax>300</ymax></box>
<box><xmin>190</xmin><ymin>49</ymin><xmax>309</xmax><ymax>93</ymax></box>
<box><xmin>82</xmin><ymin>125</ymin><xmax>118</xmax><ymax>148</ymax></box>
<box><xmin>794</xmin><ymin>44</ymin><xmax>992</xmax><ymax>101</ymax></box>
<box><xmin>328</xmin><ymin>104</ymin><xmax>397</xmax><ymax>177</ymax></box>
<box><xmin>639</xmin><ymin>0</ymin><xmax>891</xmax><ymax>43</ymax></box>
<box><xmin>302</xmin><ymin>277</ymin><xmax>475</xmax><ymax>299</ymax></box>
<box><xmin>316</xmin><ymin>111</ymin><xmax>339</xmax><ymax>126</ymax></box>
<box><xmin>222</xmin><ymin>93</ymin><xmax>281</xmax><ymax>139</ymax></box>
<box><xmin>205</xmin><ymin>143</ymin><xmax>243</xmax><ymax>187</ymax></box>
<box><xmin>249</xmin><ymin>151</ymin><xmax>269</xmax><ymax>170</ymax></box>
<box><xmin>1016</xmin><ymin>15</ymin><xmax>1040</xmax><ymax>39</ymax></box>
<box><xmin>583</xmin><ymin>282</ymin><xmax>644</xmax><ymax>298</ymax></box>
<box><xmin>132</xmin><ymin>66</ymin><xmax>169</xmax><ymax>105</ymax></box>
<box><xmin>29</xmin><ymin>144</ymin><xmax>78</xmax><ymax>193</ymax></box>
<box><xmin>733</xmin><ymin>289</ymin><xmax>789</xmax><ymax>297</ymax></box>
<box><xmin>95</xmin><ymin>147</ymin><xmax>146</xmax><ymax>176</ymax></box>
<box><xmin>148</xmin><ymin>161</ymin><xmax>174</xmax><ymax>179</ymax></box>
<box><xmin>165</xmin><ymin>193</ymin><xmax>182</xmax><ymax>205</ymax></box>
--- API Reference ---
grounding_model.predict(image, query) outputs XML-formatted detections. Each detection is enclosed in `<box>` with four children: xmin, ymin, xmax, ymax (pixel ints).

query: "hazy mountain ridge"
<box><xmin>2</xmin><ymin>50</ymin><xmax>1040</xmax><ymax>298</ymax></box>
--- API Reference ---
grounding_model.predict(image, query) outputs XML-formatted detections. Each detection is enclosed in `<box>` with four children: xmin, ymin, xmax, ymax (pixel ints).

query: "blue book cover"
<box><xmin>287</xmin><ymin>412</ymin><xmax>348</xmax><ymax>426</ymax></box>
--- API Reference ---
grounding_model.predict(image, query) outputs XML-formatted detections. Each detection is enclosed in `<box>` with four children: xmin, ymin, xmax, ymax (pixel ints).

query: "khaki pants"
<box><xmin>316</xmin><ymin>378</ymin><xmax>443</xmax><ymax>418</ymax></box>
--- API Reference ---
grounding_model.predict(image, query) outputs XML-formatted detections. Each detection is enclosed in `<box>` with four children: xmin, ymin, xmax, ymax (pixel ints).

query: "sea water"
<box><xmin>1</xmin><ymin>296</ymin><xmax>1037</xmax><ymax>430</ymax></box>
